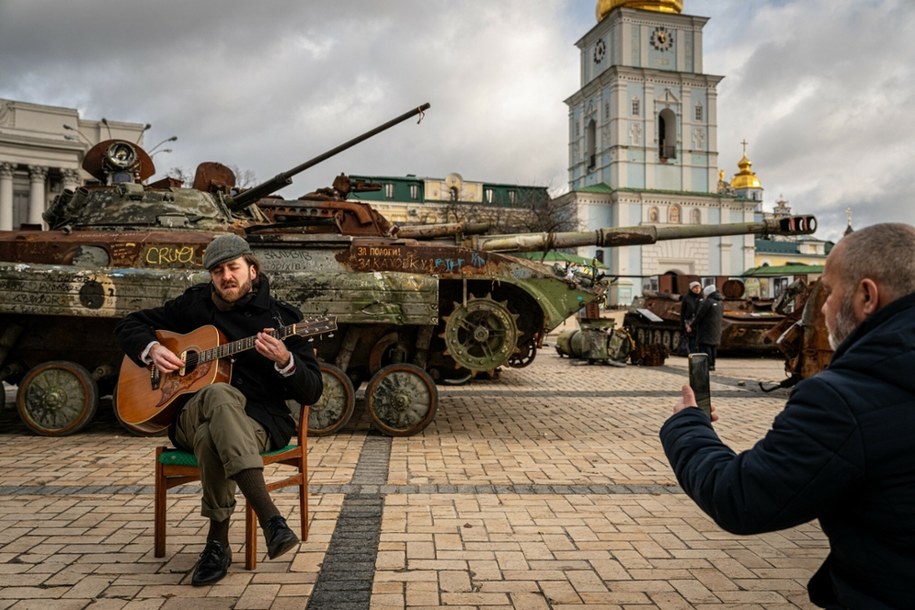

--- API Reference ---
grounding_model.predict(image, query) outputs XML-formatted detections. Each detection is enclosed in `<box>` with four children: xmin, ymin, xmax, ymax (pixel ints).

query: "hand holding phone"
<box><xmin>688</xmin><ymin>353</ymin><xmax>712</xmax><ymax>418</ymax></box>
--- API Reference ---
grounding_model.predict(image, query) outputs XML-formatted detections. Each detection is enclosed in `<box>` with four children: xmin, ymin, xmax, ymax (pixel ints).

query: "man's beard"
<box><xmin>828</xmin><ymin>298</ymin><xmax>858</xmax><ymax>351</ymax></box>
<box><xmin>215</xmin><ymin>276</ymin><xmax>253</xmax><ymax>304</ymax></box>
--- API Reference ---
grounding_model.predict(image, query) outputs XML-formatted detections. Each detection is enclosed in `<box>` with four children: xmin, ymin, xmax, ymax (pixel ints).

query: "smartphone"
<box><xmin>688</xmin><ymin>353</ymin><xmax>712</xmax><ymax>417</ymax></box>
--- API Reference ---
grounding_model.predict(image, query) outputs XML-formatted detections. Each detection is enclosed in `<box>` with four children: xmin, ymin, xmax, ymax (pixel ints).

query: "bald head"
<box><xmin>831</xmin><ymin>223</ymin><xmax>915</xmax><ymax>304</ymax></box>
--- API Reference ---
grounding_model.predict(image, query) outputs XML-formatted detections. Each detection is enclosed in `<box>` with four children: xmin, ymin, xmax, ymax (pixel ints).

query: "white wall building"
<box><xmin>0</xmin><ymin>99</ymin><xmax>146</xmax><ymax>229</ymax></box>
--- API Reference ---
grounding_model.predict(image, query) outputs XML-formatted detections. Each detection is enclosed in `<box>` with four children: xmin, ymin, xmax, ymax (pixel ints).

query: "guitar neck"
<box><xmin>198</xmin><ymin>324</ymin><xmax>298</xmax><ymax>365</ymax></box>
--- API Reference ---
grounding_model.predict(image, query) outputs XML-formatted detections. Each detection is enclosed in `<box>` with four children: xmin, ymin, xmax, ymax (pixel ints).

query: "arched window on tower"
<box><xmin>586</xmin><ymin>119</ymin><xmax>597</xmax><ymax>171</ymax></box>
<box><xmin>658</xmin><ymin>108</ymin><xmax>677</xmax><ymax>160</ymax></box>
<box><xmin>668</xmin><ymin>204</ymin><xmax>681</xmax><ymax>224</ymax></box>
<box><xmin>649</xmin><ymin>206</ymin><xmax>659</xmax><ymax>223</ymax></box>
<box><xmin>449</xmin><ymin>186</ymin><xmax>458</xmax><ymax>202</ymax></box>
<box><xmin>690</xmin><ymin>208</ymin><xmax>701</xmax><ymax>224</ymax></box>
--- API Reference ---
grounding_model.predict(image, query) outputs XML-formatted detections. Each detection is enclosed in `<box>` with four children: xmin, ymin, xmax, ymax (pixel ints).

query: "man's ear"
<box><xmin>858</xmin><ymin>278</ymin><xmax>880</xmax><ymax>317</ymax></box>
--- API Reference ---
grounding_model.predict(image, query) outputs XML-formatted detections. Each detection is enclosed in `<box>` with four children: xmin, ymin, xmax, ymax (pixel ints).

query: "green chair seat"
<box><xmin>158</xmin><ymin>444</ymin><xmax>297</xmax><ymax>467</ymax></box>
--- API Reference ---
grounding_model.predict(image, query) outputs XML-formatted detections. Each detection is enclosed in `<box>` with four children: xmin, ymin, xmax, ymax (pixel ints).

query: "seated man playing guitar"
<box><xmin>115</xmin><ymin>234</ymin><xmax>324</xmax><ymax>586</ymax></box>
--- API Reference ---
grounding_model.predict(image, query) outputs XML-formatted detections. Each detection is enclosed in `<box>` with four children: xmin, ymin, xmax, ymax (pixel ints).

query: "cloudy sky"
<box><xmin>1</xmin><ymin>0</ymin><xmax>912</xmax><ymax>243</ymax></box>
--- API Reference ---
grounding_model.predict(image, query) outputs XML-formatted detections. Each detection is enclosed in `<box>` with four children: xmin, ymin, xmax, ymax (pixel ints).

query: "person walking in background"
<box><xmin>660</xmin><ymin>223</ymin><xmax>915</xmax><ymax>608</ymax></box>
<box><xmin>680</xmin><ymin>281</ymin><xmax>703</xmax><ymax>354</ymax></box>
<box><xmin>689</xmin><ymin>284</ymin><xmax>723</xmax><ymax>370</ymax></box>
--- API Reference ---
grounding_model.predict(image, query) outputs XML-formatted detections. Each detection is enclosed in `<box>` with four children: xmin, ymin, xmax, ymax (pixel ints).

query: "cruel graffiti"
<box><xmin>143</xmin><ymin>245</ymin><xmax>197</xmax><ymax>267</ymax></box>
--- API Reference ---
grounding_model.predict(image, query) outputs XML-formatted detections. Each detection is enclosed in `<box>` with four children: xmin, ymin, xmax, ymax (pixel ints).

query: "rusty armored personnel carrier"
<box><xmin>623</xmin><ymin>276</ymin><xmax>790</xmax><ymax>355</ymax></box>
<box><xmin>0</xmin><ymin>103</ymin><xmax>818</xmax><ymax>437</ymax></box>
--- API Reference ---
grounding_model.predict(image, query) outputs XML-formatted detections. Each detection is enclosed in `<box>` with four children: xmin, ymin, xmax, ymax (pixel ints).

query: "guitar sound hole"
<box><xmin>183</xmin><ymin>351</ymin><xmax>199</xmax><ymax>374</ymax></box>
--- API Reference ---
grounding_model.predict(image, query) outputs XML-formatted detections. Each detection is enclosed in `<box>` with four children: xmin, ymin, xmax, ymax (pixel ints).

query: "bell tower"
<box><xmin>557</xmin><ymin>2</ymin><xmax>761</xmax><ymax>305</ymax></box>
<box><xmin>566</xmin><ymin>0</ymin><xmax>722</xmax><ymax>193</ymax></box>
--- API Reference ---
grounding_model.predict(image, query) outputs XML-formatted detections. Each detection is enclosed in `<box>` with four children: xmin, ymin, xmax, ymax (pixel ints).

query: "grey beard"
<box><xmin>828</xmin><ymin>299</ymin><xmax>858</xmax><ymax>351</ymax></box>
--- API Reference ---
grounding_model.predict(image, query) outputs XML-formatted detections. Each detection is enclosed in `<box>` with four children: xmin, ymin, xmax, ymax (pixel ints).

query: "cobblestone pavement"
<box><xmin>0</xmin><ymin>349</ymin><xmax>827</xmax><ymax>609</ymax></box>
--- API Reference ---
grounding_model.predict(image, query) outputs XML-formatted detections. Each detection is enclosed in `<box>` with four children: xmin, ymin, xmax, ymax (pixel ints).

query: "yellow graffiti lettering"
<box><xmin>144</xmin><ymin>245</ymin><xmax>197</xmax><ymax>266</ymax></box>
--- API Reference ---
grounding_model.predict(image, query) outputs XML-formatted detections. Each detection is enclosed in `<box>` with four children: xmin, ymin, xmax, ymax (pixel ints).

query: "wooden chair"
<box><xmin>154</xmin><ymin>405</ymin><xmax>309</xmax><ymax>570</ymax></box>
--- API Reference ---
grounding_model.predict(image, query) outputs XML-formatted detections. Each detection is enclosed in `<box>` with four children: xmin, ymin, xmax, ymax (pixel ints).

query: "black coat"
<box><xmin>691</xmin><ymin>291</ymin><xmax>723</xmax><ymax>345</ymax></box>
<box><xmin>660</xmin><ymin>292</ymin><xmax>915</xmax><ymax>609</ymax></box>
<box><xmin>680</xmin><ymin>291</ymin><xmax>702</xmax><ymax>332</ymax></box>
<box><xmin>115</xmin><ymin>275</ymin><xmax>323</xmax><ymax>449</ymax></box>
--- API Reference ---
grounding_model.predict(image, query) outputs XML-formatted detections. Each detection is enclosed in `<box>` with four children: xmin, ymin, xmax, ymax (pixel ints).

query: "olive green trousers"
<box><xmin>174</xmin><ymin>383</ymin><xmax>269</xmax><ymax>522</ymax></box>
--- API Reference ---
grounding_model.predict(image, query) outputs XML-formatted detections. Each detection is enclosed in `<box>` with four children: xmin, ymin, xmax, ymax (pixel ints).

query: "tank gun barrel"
<box><xmin>471</xmin><ymin>215</ymin><xmax>817</xmax><ymax>252</ymax></box>
<box><xmin>226</xmin><ymin>103</ymin><xmax>431</xmax><ymax>212</ymax></box>
<box><xmin>395</xmin><ymin>221</ymin><xmax>491</xmax><ymax>240</ymax></box>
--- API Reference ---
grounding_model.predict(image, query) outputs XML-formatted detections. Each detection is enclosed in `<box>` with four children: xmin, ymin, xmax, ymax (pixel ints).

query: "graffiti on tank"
<box><xmin>143</xmin><ymin>245</ymin><xmax>197</xmax><ymax>267</ymax></box>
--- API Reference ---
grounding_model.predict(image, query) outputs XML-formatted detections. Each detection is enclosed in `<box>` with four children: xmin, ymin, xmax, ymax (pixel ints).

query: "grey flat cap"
<box><xmin>203</xmin><ymin>234</ymin><xmax>252</xmax><ymax>270</ymax></box>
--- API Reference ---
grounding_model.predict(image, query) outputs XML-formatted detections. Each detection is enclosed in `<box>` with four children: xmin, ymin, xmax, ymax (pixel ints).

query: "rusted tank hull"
<box><xmin>623</xmin><ymin>290</ymin><xmax>784</xmax><ymax>354</ymax></box>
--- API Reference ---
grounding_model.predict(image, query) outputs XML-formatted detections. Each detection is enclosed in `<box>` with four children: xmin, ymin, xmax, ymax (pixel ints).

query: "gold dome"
<box><xmin>730</xmin><ymin>153</ymin><xmax>762</xmax><ymax>190</ymax></box>
<box><xmin>597</xmin><ymin>0</ymin><xmax>683</xmax><ymax>21</ymax></box>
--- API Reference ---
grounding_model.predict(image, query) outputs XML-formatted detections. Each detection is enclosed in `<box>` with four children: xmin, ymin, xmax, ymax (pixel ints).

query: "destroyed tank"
<box><xmin>623</xmin><ymin>275</ymin><xmax>788</xmax><ymax>354</ymax></box>
<box><xmin>762</xmin><ymin>278</ymin><xmax>832</xmax><ymax>390</ymax></box>
<box><xmin>0</xmin><ymin>102</ymin><xmax>818</xmax><ymax>437</ymax></box>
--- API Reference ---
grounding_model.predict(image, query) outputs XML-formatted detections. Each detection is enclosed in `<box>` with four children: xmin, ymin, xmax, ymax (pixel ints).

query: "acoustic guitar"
<box><xmin>116</xmin><ymin>316</ymin><xmax>336</xmax><ymax>434</ymax></box>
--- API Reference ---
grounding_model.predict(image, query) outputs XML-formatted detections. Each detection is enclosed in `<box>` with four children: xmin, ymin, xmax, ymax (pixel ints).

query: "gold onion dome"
<box><xmin>597</xmin><ymin>0</ymin><xmax>683</xmax><ymax>21</ymax></box>
<box><xmin>730</xmin><ymin>153</ymin><xmax>762</xmax><ymax>189</ymax></box>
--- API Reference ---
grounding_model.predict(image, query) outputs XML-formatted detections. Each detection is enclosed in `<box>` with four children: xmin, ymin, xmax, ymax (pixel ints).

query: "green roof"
<box><xmin>742</xmin><ymin>263</ymin><xmax>823</xmax><ymax>277</ymax></box>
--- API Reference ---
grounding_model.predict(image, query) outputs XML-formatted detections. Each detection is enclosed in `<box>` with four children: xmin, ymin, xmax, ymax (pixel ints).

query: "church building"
<box><xmin>555</xmin><ymin>0</ymin><xmax>764</xmax><ymax>304</ymax></box>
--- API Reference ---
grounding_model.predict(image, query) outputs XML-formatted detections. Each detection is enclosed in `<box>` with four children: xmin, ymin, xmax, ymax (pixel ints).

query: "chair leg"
<box><xmin>154</xmin><ymin>447</ymin><xmax>166</xmax><ymax>558</ymax></box>
<box><xmin>299</xmin><ymin>454</ymin><xmax>308</xmax><ymax>542</ymax></box>
<box><xmin>245</xmin><ymin>502</ymin><xmax>257</xmax><ymax>570</ymax></box>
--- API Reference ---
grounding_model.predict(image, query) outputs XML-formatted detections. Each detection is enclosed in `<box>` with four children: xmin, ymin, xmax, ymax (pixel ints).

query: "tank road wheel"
<box><xmin>16</xmin><ymin>361</ymin><xmax>99</xmax><ymax>436</ymax></box>
<box><xmin>441</xmin><ymin>294</ymin><xmax>519</xmax><ymax>372</ymax></box>
<box><xmin>508</xmin><ymin>338</ymin><xmax>537</xmax><ymax>368</ymax></box>
<box><xmin>365</xmin><ymin>363</ymin><xmax>438</xmax><ymax>437</ymax></box>
<box><xmin>306</xmin><ymin>363</ymin><xmax>356</xmax><ymax>436</ymax></box>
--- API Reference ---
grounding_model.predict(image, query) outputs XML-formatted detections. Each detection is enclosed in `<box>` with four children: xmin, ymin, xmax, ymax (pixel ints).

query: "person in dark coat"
<box><xmin>115</xmin><ymin>234</ymin><xmax>323</xmax><ymax>586</ymax></box>
<box><xmin>679</xmin><ymin>281</ymin><xmax>703</xmax><ymax>354</ymax></box>
<box><xmin>688</xmin><ymin>284</ymin><xmax>723</xmax><ymax>369</ymax></box>
<box><xmin>660</xmin><ymin>223</ymin><xmax>915</xmax><ymax>609</ymax></box>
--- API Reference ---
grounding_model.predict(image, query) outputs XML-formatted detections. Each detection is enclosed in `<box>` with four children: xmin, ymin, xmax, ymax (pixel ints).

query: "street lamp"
<box><xmin>135</xmin><ymin>123</ymin><xmax>152</xmax><ymax>143</ymax></box>
<box><xmin>62</xmin><ymin>124</ymin><xmax>92</xmax><ymax>145</ymax></box>
<box><xmin>151</xmin><ymin>148</ymin><xmax>173</xmax><ymax>158</ymax></box>
<box><xmin>149</xmin><ymin>135</ymin><xmax>177</xmax><ymax>154</ymax></box>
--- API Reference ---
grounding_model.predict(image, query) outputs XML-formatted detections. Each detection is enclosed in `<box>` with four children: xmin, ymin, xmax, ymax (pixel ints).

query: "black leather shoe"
<box><xmin>264</xmin><ymin>515</ymin><xmax>299</xmax><ymax>559</ymax></box>
<box><xmin>191</xmin><ymin>540</ymin><xmax>232</xmax><ymax>586</ymax></box>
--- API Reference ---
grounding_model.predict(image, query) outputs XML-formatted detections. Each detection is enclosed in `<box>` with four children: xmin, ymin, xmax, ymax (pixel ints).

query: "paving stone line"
<box><xmin>0</xmin><ymin>482</ymin><xmax>682</xmax><ymax>496</ymax></box>
<box><xmin>305</xmin><ymin>432</ymin><xmax>390</xmax><ymax>610</ymax></box>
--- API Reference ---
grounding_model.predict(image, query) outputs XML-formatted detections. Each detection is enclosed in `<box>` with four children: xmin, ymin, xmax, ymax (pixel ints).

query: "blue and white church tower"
<box><xmin>557</xmin><ymin>0</ymin><xmax>761</xmax><ymax>304</ymax></box>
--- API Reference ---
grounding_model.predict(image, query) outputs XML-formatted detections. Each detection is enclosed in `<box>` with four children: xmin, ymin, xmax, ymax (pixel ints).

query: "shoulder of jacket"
<box><xmin>273</xmin><ymin>296</ymin><xmax>303</xmax><ymax>321</ymax></box>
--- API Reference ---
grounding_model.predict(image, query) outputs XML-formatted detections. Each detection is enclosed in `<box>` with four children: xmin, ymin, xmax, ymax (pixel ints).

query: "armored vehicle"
<box><xmin>763</xmin><ymin>279</ymin><xmax>832</xmax><ymax>389</ymax></box>
<box><xmin>0</xmin><ymin>103</ymin><xmax>818</xmax><ymax>436</ymax></box>
<box><xmin>623</xmin><ymin>276</ymin><xmax>787</xmax><ymax>355</ymax></box>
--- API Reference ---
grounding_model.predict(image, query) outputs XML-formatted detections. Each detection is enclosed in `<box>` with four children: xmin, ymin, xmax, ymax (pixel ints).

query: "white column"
<box><xmin>28</xmin><ymin>165</ymin><xmax>48</xmax><ymax>227</ymax></box>
<box><xmin>61</xmin><ymin>168</ymin><xmax>81</xmax><ymax>192</ymax></box>
<box><xmin>0</xmin><ymin>163</ymin><xmax>13</xmax><ymax>231</ymax></box>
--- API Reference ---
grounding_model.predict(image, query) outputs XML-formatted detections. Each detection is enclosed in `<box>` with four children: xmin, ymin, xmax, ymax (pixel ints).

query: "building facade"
<box><xmin>561</xmin><ymin>0</ymin><xmax>763</xmax><ymax>304</ymax></box>
<box><xmin>348</xmin><ymin>171</ymin><xmax>549</xmax><ymax>227</ymax></box>
<box><xmin>0</xmin><ymin>99</ymin><xmax>146</xmax><ymax>230</ymax></box>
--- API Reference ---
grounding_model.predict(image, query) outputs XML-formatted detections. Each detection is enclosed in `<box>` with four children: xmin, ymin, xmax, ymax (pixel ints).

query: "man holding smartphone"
<box><xmin>660</xmin><ymin>223</ymin><xmax>915</xmax><ymax>609</ymax></box>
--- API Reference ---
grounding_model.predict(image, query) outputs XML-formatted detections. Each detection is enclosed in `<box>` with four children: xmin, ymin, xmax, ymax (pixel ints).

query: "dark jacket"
<box><xmin>115</xmin><ymin>276</ymin><xmax>323</xmax><ymax>449</ymax></box>
<box><xmin>660</xmin><ymin>292</ymin><xmax>915</xmax><ymax>609</ymax></box>
<box><xmin>680</xmin><ymin>291</ymin><xmax>702</xmax><ymax>332</ymax></box>
<box><xmin>691</xmin><ymin>291</ymin><xmax>723</xmax><ymax>346</ymax></box>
